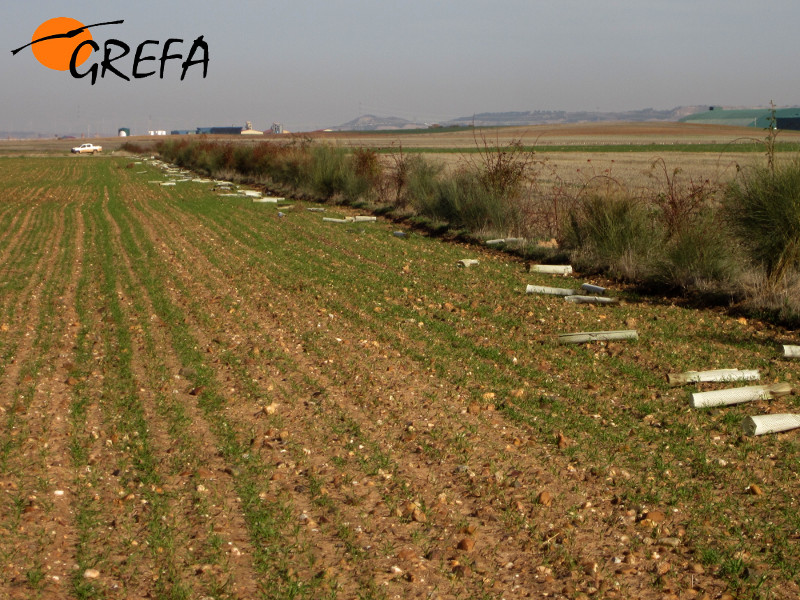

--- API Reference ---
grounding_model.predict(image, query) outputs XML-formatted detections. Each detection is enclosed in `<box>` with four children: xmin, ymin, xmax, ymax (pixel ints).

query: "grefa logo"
<box><xmin>11</xmin><ymin>17</ymin><xmax>209</xmax><ymax>84</ymax></box>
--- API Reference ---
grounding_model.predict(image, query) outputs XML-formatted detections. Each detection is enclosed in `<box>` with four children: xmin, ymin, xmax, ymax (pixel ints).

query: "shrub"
<box><xmin>119</xmin><ymin>141</ymin><xmax>148</xmax><ymax>154</ymax></box>
<box><xmin>306</xmin><ymin>145</ymin><xmax>373</xmax><ymax>201</ymax></box>
<box><xmin>472</xmin><ymin>138</ymin><xmax>534</xmax><ymax>199</ymax></box>
<box><xmin>724</xmin><ymin>158</ymin><xmax>800</xmax><ymax>281</ymax></box>
<box><xmin>307</xmin><ymin>145</ymin><xmax>347</xmax><ymax>198</ymax></box>
<box><xmin>737</xmin><ymin>268</ymin><xmax>800</xmax><ymax>325</ymax></box>
<box><xmin>351</xmin><ymin>147</ymin><xmax>383</xmax><ymax>187</ymax></box>
<box><xmin>655</xmin><ymin>209</ymin><xmax>736</xmax><ymax>292</ymax></box>
<box><xmin>408</xmin><ymin>167</ymin><xmax>527</xmax><ymax>237</ymax></box>
<box><xmin>404</xmin><ymin>155</ymin><xmax>444</xmax><ymax>211</ymax></box>
<box><xmin>270</xmin><ymin>145</ymin><xmax>310</xmax><ymax>189</ymax></box>
<box><xmin>426</xmin><ymin>171</ymin><xmax>489</xmax><ymax>229</ymax></box>
<box><xmin>233</xmin><ymin>144</ymin><xmax>258</xmax><ymax>175</ymax></box>
<box><xmin>648</xmin><ymin>157</ymin><xmax>719</xmax><ymax>238</ymax></box>
<box><xmin>562</xmin><ymin>192</ymin><xmax>661</xmax><ymax>280</ymax></box>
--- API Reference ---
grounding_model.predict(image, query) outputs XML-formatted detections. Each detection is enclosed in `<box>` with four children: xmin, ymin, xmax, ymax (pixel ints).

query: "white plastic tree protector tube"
<box><xmin>742</xmin><ymin>414</ymin><xmax>800</xmax><ymax>436</ymax></box>
<box><xmin>668</xmin><ymin>369</ymin><xmax>760</xmax><ymax>387</ymax></box>
<box><xmin>691</xmin><ymin>383</ymin><xmax>792</xmax><ymax>408</ymax></box>
<box><xmin>580</xmin><ymin>283</ymin><xmax>606</xmax><ymax>295</ymax></box>
<box><xmin>457</xmin><ymin>259</ymin><xmax>479</xmax><ymax>267</ymax></box>
<box><xmin>530</xmin><ymin>264</ymin><xmax>573</xmax><ymax>274</ymax></box>
<box><xmin>526</xmin><ymin>285</ymin><xmax>577</xmax><ymax>296</ymax></box>
<box><xmin>558</xmin><ymin>330</ymin><xmax>638</xmax><ymax>344</ymax></box>
<box><xmin>564</xmin><ymin>295</ymin><xmax>618</xmax><ymax>304</ymax></box>
<box><xmin>784</xmin><ymin>345</ymin><xmax>800</xmax><ymax>358</ymax></box>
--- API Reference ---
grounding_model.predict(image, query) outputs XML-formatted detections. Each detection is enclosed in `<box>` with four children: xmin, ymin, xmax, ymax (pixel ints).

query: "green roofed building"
<box><xmin>680</xmin><ymin>107</ymin><xmax>800</xmax><ymax>130</ymax></box>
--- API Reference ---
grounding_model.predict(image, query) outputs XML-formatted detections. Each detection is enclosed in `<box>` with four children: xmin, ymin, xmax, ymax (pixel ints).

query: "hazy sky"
<box><xmin>2</xmin><ymin>0</ymin><xmax>798</xmax><ymax>135</ymax></box>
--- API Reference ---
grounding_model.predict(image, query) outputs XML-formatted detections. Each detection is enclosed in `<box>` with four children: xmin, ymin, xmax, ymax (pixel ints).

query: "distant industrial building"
<box><xmin>164</xmin><ymin>121</ymin><xmax>285</xmax><ymax>136</ymax></box>
<box><xmin>195</xmin><ymin>126</ymin><xmax>243</xmax><ymax>135</ymax></box>
<box><xmin>680</xmin><ymin>107</ymin><xmax>800</xmax><ymax>130</ymax></box>
<box><xmin>118</xmin><ymin>127</ymin><xmax>130</xmax><ymax>137</ymax></box>
<box><xmin>240</xmin><ymin>121</ymin><xmax>262</xmax><ymax>135</ymax></box>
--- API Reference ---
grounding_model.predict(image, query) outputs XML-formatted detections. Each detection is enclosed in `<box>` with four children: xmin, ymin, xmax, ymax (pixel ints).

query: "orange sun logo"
<box><xmin>30</xmin><ymin>17</ymin><xmax>94</xmax><ymax>71</ymax></box>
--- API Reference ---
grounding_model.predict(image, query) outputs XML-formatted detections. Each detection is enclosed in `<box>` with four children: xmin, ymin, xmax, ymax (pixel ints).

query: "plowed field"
<box><xmin>1</xmin><ymin>156</ymin><xmax>799</xmax><ymax>600</ymax></box>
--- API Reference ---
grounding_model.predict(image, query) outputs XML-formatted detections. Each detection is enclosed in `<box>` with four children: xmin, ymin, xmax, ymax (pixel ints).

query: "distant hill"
<box><xmin>333</xmin><ymin>106</ymin><xmax>713</xmax><ymax>131</ymax></box>
<box><xmin>0</xmin><ymin>131</ymin><xmax>45</xmax><ymax>140</ymax></box>
<box><xmin>444</xmin><ymin>106</ymin><xmax>709</xmax><ymax>127</ymax></box>
<box><xmin>332</xmin><ymin>114</ymin><xmax>427</xmax><ymax>131</ymax></box>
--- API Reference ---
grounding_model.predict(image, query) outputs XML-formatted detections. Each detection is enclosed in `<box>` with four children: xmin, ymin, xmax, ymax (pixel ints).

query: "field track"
<box><xmin>1</xmin><ymin>155</ymin><xmax>799</xmax><ymax>600</ymax></box>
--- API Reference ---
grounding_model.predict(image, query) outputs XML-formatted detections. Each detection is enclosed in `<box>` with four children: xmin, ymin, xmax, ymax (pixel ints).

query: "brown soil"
<box><xmin>1</xmin><ymin>151</ymin><xmax>798</xmax><ymax>599</ymax></box>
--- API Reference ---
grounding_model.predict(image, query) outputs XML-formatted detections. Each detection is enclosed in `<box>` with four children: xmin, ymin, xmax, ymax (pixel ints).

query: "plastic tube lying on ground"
<box><xmin>457</xmin><ymin>259</ymin><xmax>479</xmax><ymax>268</ymax></box>
<box><xmin>322</xmin><ymin>217</ymin><xmax>354</xmax><ymax>224</ymax></box>
<box><xmin>564</xmin><ymin>295</ymin><xmax>618</xmax><ymax>305</ymax></box>
<box><xmin>784</xmin><ymin>345</ymin><xmax>800</xmax><ymax>358</ymax></box>
<box><xmin>743</xmin><ymin>413</ymin><xmax>800</xmax><ymax>435</ymax></box>
<box><xmin>353</xmin><ymin>216</ymin><xmax>376</xmax><ymax>222</ymax></box>
<box><xmin>580</xmin><ymin>283</ymin><xmax>606</xmax><ymax>295</ymax></box>
<box><xmin>487</xmin><ymin>238</ymin><xmax>524</xmax><ymax>245</ymax></box>
<box><xmin>668</xmin><ymin>369</ymin><xmax>760</xmax><ymax>387</ymax></box>
<box><xmin>691</xmin><ymin>382</ymin><xmax>792</xmax><ymax>408</ymax></box>
<box><xmin>526</xmin><ymin>285</ymin><xmax>576</xmax><ymax>296</ymax></box>
<box><xmin>558</xmin><ymin>330</ymin><xmax>638</xmax><ymax>344</ymax></box>
<box><xmin>530</xmin><ymin>264</ymin><xmax>573</xmax><ymax>274</ymax></box>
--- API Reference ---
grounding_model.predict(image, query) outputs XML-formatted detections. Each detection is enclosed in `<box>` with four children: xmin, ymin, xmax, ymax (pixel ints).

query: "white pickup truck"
<box><xmin>71</xmin><ymin>143</ymin><xmax>103</xmax><ymax>154</ymax></box>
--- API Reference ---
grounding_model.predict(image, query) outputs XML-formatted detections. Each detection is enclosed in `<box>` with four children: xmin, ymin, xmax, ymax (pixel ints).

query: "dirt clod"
<box><xmin>457</xmin><ymin>537</ymin><xmax>475</xmax><ymax>552</ymax></box>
